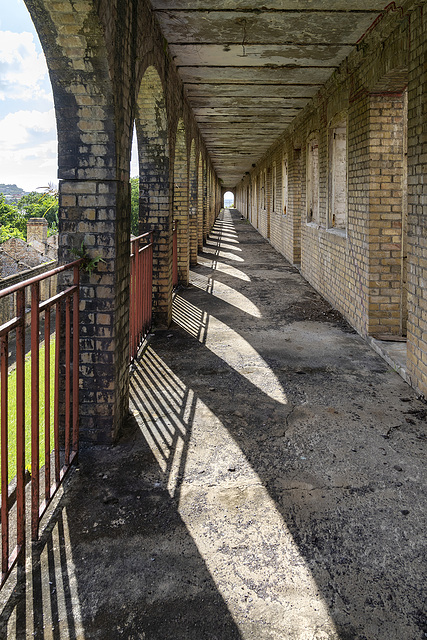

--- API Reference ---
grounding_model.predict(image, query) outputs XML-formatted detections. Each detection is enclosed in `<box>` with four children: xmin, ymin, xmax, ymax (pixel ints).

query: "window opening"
<box><xmin>272</xmin><ymin>163</ymin><xmax>277</xmax><ymax>213</ymax></box>
<box><xmin>306</xmin><ymin>138</ymin><xmax>319</xmax><ymax>223</ymax></box>
<box><xmin>282</xmin><ymin>154</ymin><xmax>288</xmax><ymax>215</ymax></box>
<box><xmin>329</xmin><ymin>121</ymin><xmax>347</xmax><ymax>230</ymax></box>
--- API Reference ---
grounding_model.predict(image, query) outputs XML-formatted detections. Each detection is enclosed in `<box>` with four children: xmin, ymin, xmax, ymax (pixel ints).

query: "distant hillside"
<box><xmin>0</xmin><ymin>184</ymin><xmax>29</xmax><ymax>203</ymax></box>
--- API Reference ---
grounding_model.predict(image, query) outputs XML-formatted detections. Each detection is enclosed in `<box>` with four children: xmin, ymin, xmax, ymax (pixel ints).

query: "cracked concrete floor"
<box><xmin>1</xmin><ymin>209</ymin><xmax>426</xmax><ymax>639</ymax></box>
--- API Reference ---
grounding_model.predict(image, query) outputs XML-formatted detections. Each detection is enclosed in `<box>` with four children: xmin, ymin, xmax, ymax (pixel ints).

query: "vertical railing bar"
<box><xmin>132</xmin><ymin>240</ymin><xmax>138</xmax><ymax>357</ymax></box>
<box><xmin>31</xmin><ymin>282</ymin><xmax>40</xmax><ymax>541</ymax></box>
<box><xmin>44</xmin><ymin>307</ymin><xmax>51</xmax><ymax>502</ymax></box>
<box><xmin>65</xmin><ymin>296</ymin><xmax>71</xmax><ymax>466</ymax></box>
<box><xmin>149</xmin><ymin>233</ymin><xmax>153</xmax><ymax>331</ymax></box>
<box><xmin>137</xmin><ymin>239</ymin><xmax>142</xmax><ymax>346</ymax></box>
<box><xmin>54</xmin><ymin>300</ymin><xmax>61</xmax><ymax>484</ymax></box>
<box><xmin>72</xmin><ymin>267</ymin><xmax>79</xmax><ymax>454</ymax></box>
<box><xmin>1</xmin><ymin>334</ymin><xmax>9</xmax><ymax>576</ymax></box>
<box><xmin>139</xmin><ymin>242</ymin><xmax>143</xmax><ymax>339</ymax></box>
<box><xmin>15</xmin><ymin>289</ymin><xmax>25</xmax><ymax>559</ymax></box>
<box><xmin>129</xmin><ymin>245</ymin><xmax>134</xmax><ymax>361</ymax></box>
<box><xmin>144</xmin><ymin>242</ymin><xmax>147</xmax><ymax>333</ymax></box>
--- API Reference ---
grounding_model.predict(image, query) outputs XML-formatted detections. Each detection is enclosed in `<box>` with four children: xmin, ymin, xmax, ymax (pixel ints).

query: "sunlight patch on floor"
<box><xmin>197</xmin><ymin>255</ymin><xmax>251</xmax><ymax>282</ymax></box>
<box><xmin>179</xmin><ymin>399</ymin><xmax>340</xmax><ymax>639</ymax></box>
<box><xmin>200</xmin><ymin>246</ymin><xmax>245</xmax><ymax>262</ymax></box>
<box><xmin>131</xmin><ymin>349</ymin><xmax>338</xmax><ymax>639</ymax></box>
<box><xmin>190</xmin><ymin>271</ymin><xmax>261</xmax><ymax>318</ymax></box>
<box><xmin>174</xmin><ymin>295</ymin><xmax>286</xmax><ymax>405</ymax></box>
<box><xmin>205</xmin><ymin>239</ymin><xmax>242</xmax><ymax>252</ymax></box>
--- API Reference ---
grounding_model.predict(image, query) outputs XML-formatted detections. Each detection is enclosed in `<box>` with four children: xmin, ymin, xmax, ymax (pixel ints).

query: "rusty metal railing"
<box><xmin>0</xmin><ymin>259</ymin><xmax>82</xmax><ymax>588</ymax></box>
<box><xmin>172</xmin><ymin>221</ymin><xmax>178</xmax><ymax>288</ymax></box>
<box><xmin>130</xmin><ymin>233</ymin><xmax>153</xmax><ymax>362</ymax></box>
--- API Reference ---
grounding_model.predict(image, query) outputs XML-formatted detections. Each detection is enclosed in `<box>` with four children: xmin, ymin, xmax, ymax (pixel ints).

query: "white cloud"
<box><xmin>0</xmin><ymin>108</ymin><xmax>57</xmax><ymax>190</ymax></box>
<box><xmin>0</xmin><ymin>108</ymin><xmax>56</xmax><ymax>145</ymax></box>
<box><xmin>0</xmin><ymin>30</ymin><xmax>50</xmax><ymax>101</ymax></box>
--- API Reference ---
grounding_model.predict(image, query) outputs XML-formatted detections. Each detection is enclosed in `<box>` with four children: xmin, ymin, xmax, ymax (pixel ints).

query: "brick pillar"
<box><xmin>366</xmin><ymin>93</ymin><xmax>406</xmax><ymax>337</ymax></box>
<box><xmin>173</xmin><ymin>122</ymin><xmax>189</xmax><ymax>285</ymax></box>
<box><xmin>202</xmin><ymin>162</ymin><xmax>208</xmax><ymax>242</ymax></box>
<box><xmin>407</xmin><ymin>5</ymin><xmax>427</xmax><ymax>397</ymax></box>
<box><xmin>197</xmin><ymin>157</ymin><xmax>204</xmax><ymax>251</ymax></box>
<box><xmin>59</xmin><ymin>179</ymin><xmax>130</xmax><ymax>443</ymax></box>
<box><xmin>189</xmin><ymin>143</ymin><xmax>198</xmax><ymax>266</ymax></box>
<box><xmin>27</xmin><ymin>218</ymin><xmax>48</xmax><ymax>255</ymax></box>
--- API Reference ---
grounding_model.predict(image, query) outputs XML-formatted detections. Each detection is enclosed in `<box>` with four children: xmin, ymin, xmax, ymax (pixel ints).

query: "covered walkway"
<box><xmin>1</xmin><ymin>210</ymin><xmax>426</xmax><ymax>639</ymax></box>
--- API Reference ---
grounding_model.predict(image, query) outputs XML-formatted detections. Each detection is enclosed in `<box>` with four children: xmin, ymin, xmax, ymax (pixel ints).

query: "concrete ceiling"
<box><xmin>151</xmin><ymin>1</ymin><xmax>390</xmax><ymax>188</ymax></box>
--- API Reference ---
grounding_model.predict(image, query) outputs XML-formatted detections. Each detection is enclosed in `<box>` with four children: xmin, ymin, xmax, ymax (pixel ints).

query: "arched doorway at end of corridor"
<box><xmin>223</xmin><ymin>191</ymin><xmax>234</xmax><ymax>209</ymax></box>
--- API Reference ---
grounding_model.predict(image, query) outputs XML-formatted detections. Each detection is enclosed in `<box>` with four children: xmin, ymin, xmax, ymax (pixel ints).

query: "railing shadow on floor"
<box><xmin>128</xmin><ymin>210</ymin><xmax>427</xmax><ymax>640</ymax></box>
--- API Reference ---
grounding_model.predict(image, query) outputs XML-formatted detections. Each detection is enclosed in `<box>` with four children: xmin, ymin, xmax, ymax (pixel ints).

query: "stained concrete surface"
<box><xmin>151</xmin><ymin>2</ymin><xmax>393</xmax><ymax>185</ymax></box>
<box><xmin>1</xmin><ymin>210</ymin><xmax>426</xmax><ymax>639</ymax></box>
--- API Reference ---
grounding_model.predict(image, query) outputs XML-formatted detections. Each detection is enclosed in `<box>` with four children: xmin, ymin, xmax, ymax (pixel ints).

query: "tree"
<box><xmin>0</xmin><ymin>187</ymin><xmax>59</xmax><ymax>243</ymax></box>
<box><xmin>0</xmin><ymin>195</ymin><xmax>26</xmax><ymax>240</ymax></box>
<box><xmin>130</xmin><ymin>177</ymin><xmax>139</xmax><ymax>236</ymax></box>
<box><xmin>17</xmin><ymin>190</ymin><xmax>58</xmax><ymax>233</ymax></box>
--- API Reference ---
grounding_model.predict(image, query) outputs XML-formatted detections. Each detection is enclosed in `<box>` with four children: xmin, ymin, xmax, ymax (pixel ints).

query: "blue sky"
<box><xmin>0</xmin><ymin>0</ymin><xmax>138</xmax><ymax>192</ymax></box>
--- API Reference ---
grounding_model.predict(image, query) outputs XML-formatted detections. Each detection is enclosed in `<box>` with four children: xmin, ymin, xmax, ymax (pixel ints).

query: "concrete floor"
<box><xmin>1</xmin><ymin>210</ymin><xmax>426</xmax><ymax>639</ymax></box>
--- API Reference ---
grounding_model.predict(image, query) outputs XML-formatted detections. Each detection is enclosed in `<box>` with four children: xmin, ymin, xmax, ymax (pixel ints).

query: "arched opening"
<box><xmin>130</xmin><ymin>125</ymin><xmax>139</xmax><ymax>236</ymax></box>
<box><xmin>223</xmin><ymin>191</ymin><xmax>234</xmax><ymax>208</ymax></box>
<box><xmin>135</xmin><ymin>66</ymin><xmax>171</xmax><ymax>327</ymax></box>
<box><xmin>173</xmin><ymin>120</ymin><xmax>189</xmax><ymax>285</ymax></box>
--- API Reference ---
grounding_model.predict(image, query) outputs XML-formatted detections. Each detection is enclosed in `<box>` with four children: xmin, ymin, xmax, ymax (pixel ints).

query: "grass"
<box><xmin>0</xmin><ymin>338</ymin><xmax>55</xmax><ymax>492</ymax></box>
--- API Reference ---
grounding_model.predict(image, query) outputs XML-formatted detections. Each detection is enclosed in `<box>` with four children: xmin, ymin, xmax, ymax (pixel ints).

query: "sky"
<box><xmin>0</xmin><ymin>0</ymin><xmax>138</xmax><ymax>193</ymax></box>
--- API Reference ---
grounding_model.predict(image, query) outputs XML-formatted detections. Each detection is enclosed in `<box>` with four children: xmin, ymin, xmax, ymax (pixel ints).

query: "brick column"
<box><xmin>407</xmin><ymin>5</ymin><xmax>427</xmax><ymax>397</ymax></box>
<box><xmin>202</xmin><ymin>162</ymin><xmax>208</xmax><ymax>242</ymax></box>
<box><xmin>59</xmin><ymin>179</ymin><xmax>130</xmax><ymax>443</ymax></box>
<box><xmin>173</xmin><ymin>122</ymin><xmax>189</xmax><ymax>285</ymax></box>
<box><xmin>197</xmin><ymin>157</ymin><xmax>204</xmax><ymax>251</ymax></box>
<box><xmin>189</xmin><ymin>144</ymin><xmax>198</xmax><ymax>266</ymax></box>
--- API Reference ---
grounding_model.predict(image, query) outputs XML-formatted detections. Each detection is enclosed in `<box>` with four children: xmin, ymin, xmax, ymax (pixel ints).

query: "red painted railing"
<box><xmin>172</xmin><ymin>221</ymin><xmax>178</xmax><ymax>288</ymax></box>
<box><xmin>130</xmin><ymin>233</ymin><xmax>153</xmax><ymax>362</ymax></box>
<box><xmin>0</xmin><ymin>259</ymin><xmax>81</xmax><ymax>588</ymax></box>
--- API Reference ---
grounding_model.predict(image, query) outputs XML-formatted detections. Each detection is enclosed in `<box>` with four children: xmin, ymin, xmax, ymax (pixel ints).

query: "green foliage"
<box><xmin>18</xmin><ymin>187</ymin><xmax>59</xmax><ymax>231</ymax></box>
<box><xmin>0</xmin><ymin>194</ymin><xmax>28</xmax><ymax>237</ymax></box>
<box><xmin>71</xmin><ymin>241</ymin><xmax>105</xmax><ymax>275</ymax></box>
<box><xmin>130</xmin><ymin>177</ymin><xmax>139</xmax><ymax>236</ymax></box>
<box><xmin>0</xmin><ymin>186</ymin><xmax>59</xmax><ymax>243</ymax></box>
<box><xmin>0</xmin><ymin>224</ymin><xmax>25</xmax><ymax>243</ymax></box>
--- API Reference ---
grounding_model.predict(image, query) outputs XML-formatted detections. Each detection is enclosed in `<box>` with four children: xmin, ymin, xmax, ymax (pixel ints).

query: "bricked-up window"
<box><xmin>272</xmin><ymin>163</ymin><xmax>277</xmax><ymax>212</ymax></box>
<box><xmin>251</xmin><ymin>179</ymin><xmax>258</xmax><ymax>221</ymax></box>
<box><xmin>306</xmin><ymin>137</ymin><xmax>319</xmax><ymax>223</ymax></box>
<box><xmin>282</xmin><ymin>154</ymin><xmax>288</xmax><ymax>215</ymax></box>
<box><xmin>261</xmin><ymin>169</ymin><xmax>267</xmax><ymax>209</ymax></box>
<box><xmin>329</xmin><ymin>120</ymin><xmax>347</xmax><ymax>230</ymax></box>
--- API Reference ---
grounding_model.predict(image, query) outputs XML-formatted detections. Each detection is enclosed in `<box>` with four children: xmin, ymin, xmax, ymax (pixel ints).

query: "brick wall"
<box><xmin>235</xmin><ymin>2</ymin><xmax>426</xmax><ymax>398</ymax></box>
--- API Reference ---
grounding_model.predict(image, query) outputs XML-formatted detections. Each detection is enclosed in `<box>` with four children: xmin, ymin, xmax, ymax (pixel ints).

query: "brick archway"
<box><xmin>24</xmin><ymin>0</ymin><xmax>132</xmax><ymax>443</ymax></box>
